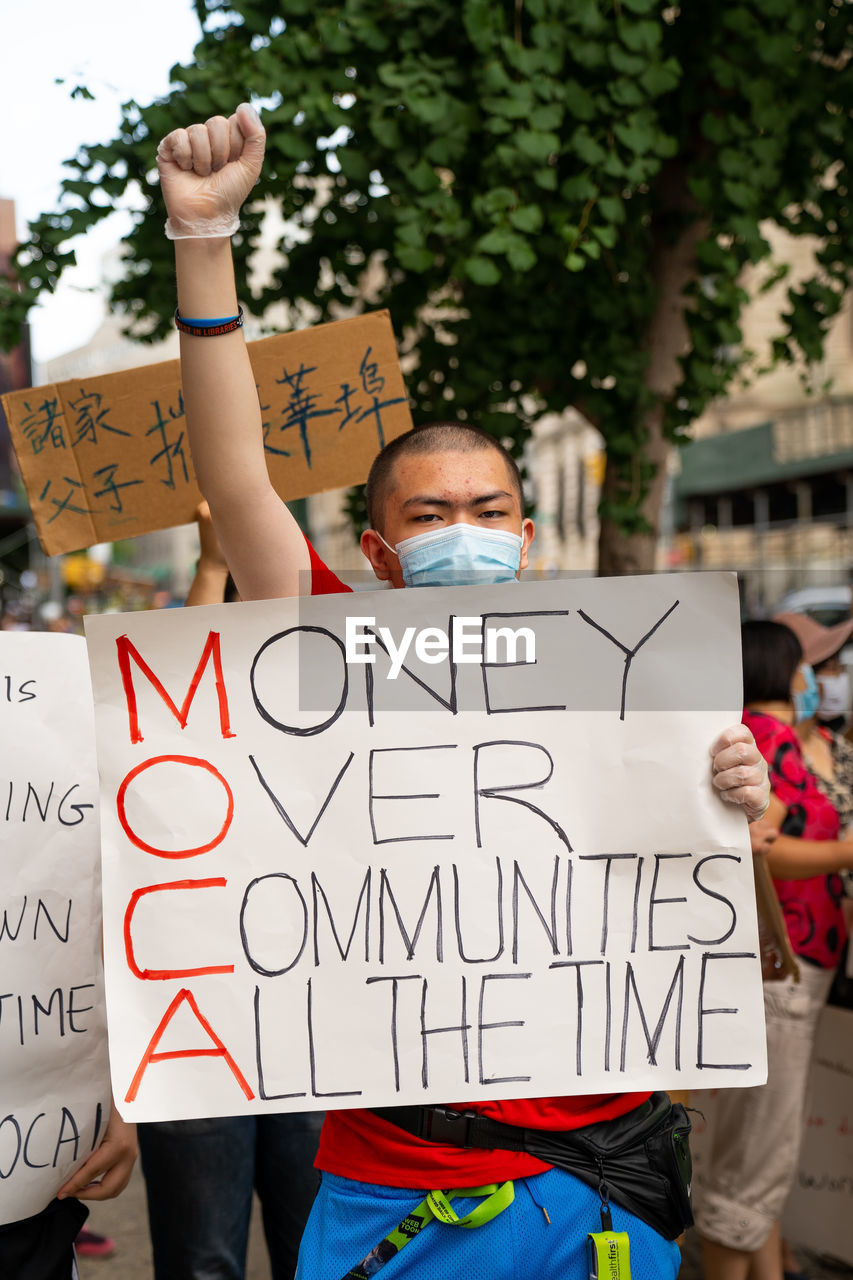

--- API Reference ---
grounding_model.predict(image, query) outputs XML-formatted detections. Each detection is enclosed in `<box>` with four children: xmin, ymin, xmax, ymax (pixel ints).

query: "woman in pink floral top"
<box><xmin>696</xmin><ymin>620</ymin><xmax>853</xmax><ymax>1280</ymax></box>
<box><xmin>743</xmin><ymin>623</ymin><xmax>849</xmax><ymax>969</ymax></box>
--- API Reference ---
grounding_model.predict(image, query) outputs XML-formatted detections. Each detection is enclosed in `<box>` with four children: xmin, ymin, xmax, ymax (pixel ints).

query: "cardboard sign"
<box><xmin>784</xmin><ymin>1004</ymin><xmax>853</xmax><ymax>1263</ymax></box>
<box><xmin>0</xmin><ymin>634</ymin><xmax>111</xmax><ymax>1225</ymax></box>
<box><xmin>1</xmin><ymin>311</ymin><xmax>411</xmax><ymax>555</ymax></box>
<box><xmin>753</xmin><ymin>856</ymin><xmax>800</xmax><ymax>981</ymax></box>
<box><xmin>84</xmin><ymin>571</ymin><xmax>767</xmax><ymax>1122</ymax></box>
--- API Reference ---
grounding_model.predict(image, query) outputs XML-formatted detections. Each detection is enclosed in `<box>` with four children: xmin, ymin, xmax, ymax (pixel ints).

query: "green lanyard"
<box><xmin>341</xmin><ymin>1180</ymin><xmax>515</xmax><ymax>1280</ymax></box>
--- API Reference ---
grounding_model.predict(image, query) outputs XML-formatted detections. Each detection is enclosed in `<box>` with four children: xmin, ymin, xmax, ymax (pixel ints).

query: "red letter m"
<box><xmin>116</xmin><ymin>632</ymin><xmax>236</xmax><ymax>745</ymax></box>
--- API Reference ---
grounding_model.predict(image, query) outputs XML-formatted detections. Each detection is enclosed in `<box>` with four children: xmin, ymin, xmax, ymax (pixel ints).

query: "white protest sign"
<box><xmin>783</xmin><ymin>1004</ymin><xmax>853</xmax><ymax>1263</ymax></box>
<box><xmin>0</xmin><ymin>634</ymin><xmax>111</xmax><ymax>1225</ymax></box>
<box><xmin>85</xmin><ymin>571</ymin><xmax>767</xmax><ymax>1122</ymax></box>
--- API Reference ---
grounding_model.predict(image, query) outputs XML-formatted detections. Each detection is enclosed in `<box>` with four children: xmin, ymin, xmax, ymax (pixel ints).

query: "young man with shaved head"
<box><xmin>155</xmin><ymin>102</ymin><xmax>770</xmax><ymax>1280</ymax></box>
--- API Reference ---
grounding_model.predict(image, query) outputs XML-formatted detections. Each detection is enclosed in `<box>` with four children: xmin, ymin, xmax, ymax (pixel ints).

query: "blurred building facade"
<box><xmin>303</xmin><ymin>223</ymin><xmax>853</xmax><ymax>592</ymax></box>
<box><xmin>671</xmin><ymin>224</ymin><xmax>853</xmax><ymax>614</ymax></box>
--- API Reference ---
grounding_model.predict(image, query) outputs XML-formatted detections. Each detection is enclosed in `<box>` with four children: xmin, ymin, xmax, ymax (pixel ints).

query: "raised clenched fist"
<box><xmin>156</xmin><ymin>102</ymin><xmax>266</xmax><ymax>238</ymax></box>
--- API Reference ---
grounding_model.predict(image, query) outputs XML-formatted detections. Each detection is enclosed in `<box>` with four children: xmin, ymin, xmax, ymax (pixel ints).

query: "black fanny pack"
<box><xmin>371</xmin><ymin>1091</ymin><xmax>693</xmax><ymax>1242</ymax></box>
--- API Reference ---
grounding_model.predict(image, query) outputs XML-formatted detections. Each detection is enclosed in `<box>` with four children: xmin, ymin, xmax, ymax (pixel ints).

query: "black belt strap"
<box><xmin>372</xmin><ymin>1105</ymin><xmax>528</xmax><ymax>1152</ymax></box>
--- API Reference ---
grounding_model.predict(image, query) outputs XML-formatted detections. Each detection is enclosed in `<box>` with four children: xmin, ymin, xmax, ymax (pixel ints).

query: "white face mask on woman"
<box><xmin>818</xmin><ymin>671</ymin><xmax>850</xmax><ymax>719</ymax></box>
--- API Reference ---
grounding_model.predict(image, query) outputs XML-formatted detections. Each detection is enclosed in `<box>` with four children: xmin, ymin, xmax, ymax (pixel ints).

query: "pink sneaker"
<box><xmin>75</xmin><ymin>1227</ymin><xmax>116</xmax><ymax>1259</ymax></box>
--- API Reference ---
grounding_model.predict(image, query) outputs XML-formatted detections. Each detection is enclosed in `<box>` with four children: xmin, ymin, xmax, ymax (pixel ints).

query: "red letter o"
<box><xmin>117</xmin><ymin>755</ymin><xmax>234</xmax><ymax>858</ymax></box>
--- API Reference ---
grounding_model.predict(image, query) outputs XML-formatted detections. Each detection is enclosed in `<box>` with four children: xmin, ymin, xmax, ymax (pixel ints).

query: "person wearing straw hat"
<box><xmin>772</xmin><ymin>611</ymin><xmax>853</xmax><ymax>843</ymax></box>
<box><xmin>774</xmin><ymin>611</ymin><xmax>853</xmax><ymax>735</ymax></box>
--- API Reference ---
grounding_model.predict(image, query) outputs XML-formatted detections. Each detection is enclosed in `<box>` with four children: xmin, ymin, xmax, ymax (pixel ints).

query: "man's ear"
<box><xmin>519</xmin><ymin>518</ymin><xmax>535</xmax><ymax>570</ymax></box>
<box><xmin>360</xmin><ymin>529</ymin><xmax>394</xmax><ymax>581</ymax></box>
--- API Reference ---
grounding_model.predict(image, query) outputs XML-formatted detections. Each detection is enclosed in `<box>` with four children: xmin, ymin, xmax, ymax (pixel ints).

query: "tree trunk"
<box><xmin>597</xmin><ymin>402</ymin><xmax>671</xmax><ymax>576</ymax></box>
<box><xmin>597</xmin><ymin>168</ymin><xmax>710</xmax><ymax>576</ymax></box>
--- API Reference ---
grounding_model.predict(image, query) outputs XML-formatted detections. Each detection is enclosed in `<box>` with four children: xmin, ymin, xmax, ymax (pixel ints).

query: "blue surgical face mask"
<box><xmin>793</xmin><ymin>663</ymin><xmax>820</xmax><ymax>723</ymax></box>
<box><xmin>378</xmin><ymin>522</ymin><xmax>523</xmax><ymax>588</ymax></box>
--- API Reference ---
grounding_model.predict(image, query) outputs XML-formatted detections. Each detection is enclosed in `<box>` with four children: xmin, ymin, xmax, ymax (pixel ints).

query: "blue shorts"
<box><xmin>296</xmin><ymin>1169</ymin><xmax>681</xmax><ymax>1280</ymax></box>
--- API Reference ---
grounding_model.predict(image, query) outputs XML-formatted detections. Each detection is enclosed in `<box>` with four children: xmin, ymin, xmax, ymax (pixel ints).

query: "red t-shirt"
<box><xmin>306</xmin><ymin>538</ymin><xmax>650</xmax><ymax>1186</ymax></box>
<box><xmin>744</xmin><ymin>709</ymin><xmax>847</xmax><ymax>971</ymax></box>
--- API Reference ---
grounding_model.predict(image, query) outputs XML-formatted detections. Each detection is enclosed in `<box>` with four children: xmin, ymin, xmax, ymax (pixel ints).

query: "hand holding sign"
<box><xmin>57</xmin><ymin>1109</ymin><xmax>137</xmax><ymax>1203</ymax></box>
<box><xmin>710</xmin><ymin>725</ymin><xmax>770</xmax><ymax>823</ymax></box>
<box><xmin>157</xmin><ymin>103</ymin><xmax>267</xmax><ymax>239</ymax></box>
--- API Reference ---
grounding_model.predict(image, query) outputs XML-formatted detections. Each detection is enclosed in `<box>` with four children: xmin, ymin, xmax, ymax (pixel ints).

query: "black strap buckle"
<box><xmin>423</xmin><ymin>1107</ymin><xmax>476</xmax><ymax>1148</ymax></box>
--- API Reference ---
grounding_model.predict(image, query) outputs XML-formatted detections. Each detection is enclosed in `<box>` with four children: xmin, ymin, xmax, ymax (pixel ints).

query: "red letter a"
<box><xmin>124</xmin><ymin>987</ymin><xmax>254</xmax><ymax>1103</ymax></box>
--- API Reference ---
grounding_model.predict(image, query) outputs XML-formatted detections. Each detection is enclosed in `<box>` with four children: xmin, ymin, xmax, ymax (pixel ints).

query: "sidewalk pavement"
<box><xmin>77</xmin><ymin>1163</ymin><xmax>852</xmax><ymax>1280</ymax></box>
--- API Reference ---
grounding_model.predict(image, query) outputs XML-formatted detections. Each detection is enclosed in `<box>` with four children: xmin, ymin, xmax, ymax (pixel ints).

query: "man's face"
<box><xmin>360</xmin><ymin>449</ymin><xmax>535</xmax><ymax>588</ymax></box>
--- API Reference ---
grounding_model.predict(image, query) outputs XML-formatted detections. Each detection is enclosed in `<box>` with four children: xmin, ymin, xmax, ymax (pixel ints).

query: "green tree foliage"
<box><xmin>4</xmin><ymin>0</ymin><xmax>853</xmax><ymax>570</ymax></box>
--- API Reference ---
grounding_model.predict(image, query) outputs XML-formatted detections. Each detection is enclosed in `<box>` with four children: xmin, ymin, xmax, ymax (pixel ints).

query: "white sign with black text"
<box><xmin>85</xmin><ymin>571</ymin><xmax>767</xmax><ymax>1121</ymax></box>
<box><xmin>0</xmin><ymin>633</ymin><xmax>111</xmax><ymax>1225</ymax></box>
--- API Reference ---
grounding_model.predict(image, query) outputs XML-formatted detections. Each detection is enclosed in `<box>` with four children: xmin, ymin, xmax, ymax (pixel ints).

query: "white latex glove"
<box><xmin>710</xmin><ymin>724</ymin><xmax>770</xmax><ymax>823</ymax></box>
<box><xmin>156</xmin><ymin>102</ymin><xmax>266</xmax><ymax>239</ymax></box>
